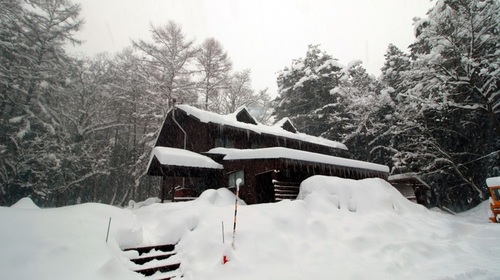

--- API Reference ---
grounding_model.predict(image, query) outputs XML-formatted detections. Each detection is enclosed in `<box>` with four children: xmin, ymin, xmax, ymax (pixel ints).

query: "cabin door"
<box><xmin>255</xmin><ymin>171</ymin><xmax>275</xmax><ymax>203</ymax></box>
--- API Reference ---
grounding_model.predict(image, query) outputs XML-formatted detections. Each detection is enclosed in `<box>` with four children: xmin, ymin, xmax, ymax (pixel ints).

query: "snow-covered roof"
<box><xmin>273</xmin><ymin>117</ymin><xmax>298</xmax><ymax>133</ymax></box>
<box><xmin>149</xmin><ymin>147</ymin><xmax>223</xmax><ymax>170</ymax></box>
<box><xmin>230</xmin><ymin>105</ymin><xmax>258</xmax><ymax>125</ymax></box>
<box><xmin>388</xmin><ymin>173</ymin><xmax>419</xmax><ymax>181</ymax></box>
<box><xmin>486</xmin><ymin>176</ymin><xmax>500</xmax><ymax>187</ymax></box>
<box><xmin>207</xmin><ymin>147</ymin><xmax>389</xmax><ymax>173</ymax></box>
<box><xmin>388</xmin><ymin>173</ymin><xmax>432</xmax><ymax>189</ymax></box>
<box><xmin>175</xmin><ymin>104</ymin><xmax>347</xmax><ymax>151</ymax></box>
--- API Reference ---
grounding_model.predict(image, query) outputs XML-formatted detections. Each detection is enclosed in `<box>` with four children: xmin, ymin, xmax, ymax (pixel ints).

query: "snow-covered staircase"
<box><xmin>273</xmin><ymin>180</ymin><xmax>300</xmax><ymax>201</ymax></box>
<box><xmin>123</xmin><ymin>244</ymin><xmax>182</xmax><ymax>280</ymax></box>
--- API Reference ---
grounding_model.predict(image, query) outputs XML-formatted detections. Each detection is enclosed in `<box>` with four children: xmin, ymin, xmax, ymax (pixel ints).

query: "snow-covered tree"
<box><xmin>274</xmin><ymin>45</ymin><xmax>345</xmax><ymax>137</ymax></box>
<box><xmin>380</xmin><ymin>44</ymin><xmax>411</xmax><ymax>99</ymax></box>
<box><xmin>365</xmin><ymin>45</ymin><xmax>413</xmax><ymax>169</ymax></box>
<box><xmin>333</xmin><ymin>61</ymin><xmax>391</xmax><ymax>163</ymax></box>
<box><xmin>106</xmin><ymin>48</ymin><xmax>165</xmax><ymax>205</ymax></box>
<box><xmin>385</xmin><ymin>0</ymin><xmax>500</xmax><ymax>210</ymax></box>
<box><xmin>409</xmin><ymin>0</ymin><xmax>499</xmax><ymax>134</ymax></box>
<box><xmin>0</xmin><ymin>0</ymin><xmax>83</xmax><ymax>206</ymax></box>
<box><xmin>57</xmin><ymin>55</ymin><xmax>121</xmax><ymax>204</ymax></box>
<box><xmin>275</xmin><ymin>46</ymin><xmax>392</xmax><ymax>161</ymax></box>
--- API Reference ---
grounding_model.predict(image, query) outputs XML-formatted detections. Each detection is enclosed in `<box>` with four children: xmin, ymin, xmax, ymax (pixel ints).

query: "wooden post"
<box><xmin>160</xmin><ymin>177</ymin><xmax>168</xmax><ymax>203</ymax></box>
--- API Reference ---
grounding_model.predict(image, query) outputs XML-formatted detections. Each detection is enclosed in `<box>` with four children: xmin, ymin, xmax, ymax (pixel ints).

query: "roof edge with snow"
<box><xmin>147</xmin><ymin>147</ymin><xmax>223</xmax><ymax>175</ymax></box>
<box><xmin>175</xmin><ymin>104</ymin><xmax>347</xmax><ymax>151</ymax></box>
<box><xmin>486</xmin><ymin>176</ymin><xmax>500</xmax><ymax>187</ymax></box>
<box><xmin>207</xmin><ymin>147</ymin><xmax>389</xmax><ymax>173</ymax></box>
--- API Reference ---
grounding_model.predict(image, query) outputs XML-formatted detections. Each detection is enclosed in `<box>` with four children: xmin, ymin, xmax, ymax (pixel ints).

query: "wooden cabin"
<box><xmin>388</xmin><ymin>173</ymin><xmax>432</xmax><ymax>206</ymax></box>
<box><xmin>146</xmin><ymin>104</ymin><xmax>389</xmax><ymax>204</ymax></box>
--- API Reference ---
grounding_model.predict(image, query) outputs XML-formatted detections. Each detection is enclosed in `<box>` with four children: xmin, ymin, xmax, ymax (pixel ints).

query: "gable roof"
<box><xmin>232</xmin><ymin>106</ymin><xmax>258</xmax><ymax>125</ymax></box>
<box><xmin>274</xmin><ymin>117</ymin><xmax>298</xmax><ymax>133</ymax></box>
<box><xmin>175</xmin><ymin>104</ymin><xmax>347</xmax><ymax>150</ymax></box>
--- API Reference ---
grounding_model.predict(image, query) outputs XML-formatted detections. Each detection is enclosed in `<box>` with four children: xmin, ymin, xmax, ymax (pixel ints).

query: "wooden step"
<box><xmin>274</xmin><ymin>185</ymin><xmax>300</xmax><ymax>188</ymax></box>
<box><xmin>123</xmin><ymin>244</ymin><xmax>175</xmax><ymax>256</ymax></box>
<box><xmin>275</xmin><ymin>192</ymin><xmax>298</xmax><ymax>196</ymax></box>
<box><xmin>135</xmin><ymin>262</ymin><xmax>181</xmax><ymax>276</ymax></box>
<box><xmin>153</xmin><ymin>269</ymin><xmax>183</xmax><ymax>280</ymax></box>
<box><xmin>272</xmin><ymin>180</ymin><xmax>301</xmax><ymax>186</ymax></box>
<box><xmin>130</xmin><ymin>251</ymin><xmax>176</xmax><ymax>265</ymax></box>
<box><xmin>274</xmin><ymin>182</ymin><xmax>300</xmax><ymax>202</ymax></box>
<box><xmin>275</xmin><ymin>195</ymin><xmax>297</xmax><ymax>201</ymax></box>
<box><xmin>173</xmin><ymin>196</ymin><xmax>197</xmax><ymax>202</ymax></box>
<box><xmin>275</xmin><ymin>188</ymin><xmax>299</xmax><ymax>200</ymax></box>
<box><xmin>275</xmin><ymin>188</ymin><xmax>299</xmax><ymax>194</ymax></box>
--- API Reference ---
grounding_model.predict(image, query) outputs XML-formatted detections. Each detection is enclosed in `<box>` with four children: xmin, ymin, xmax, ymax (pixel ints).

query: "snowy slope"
<box><xmin>1</xmin><ymin>177</ymin><xmax>499</xmax><ymax>280</ymax></box>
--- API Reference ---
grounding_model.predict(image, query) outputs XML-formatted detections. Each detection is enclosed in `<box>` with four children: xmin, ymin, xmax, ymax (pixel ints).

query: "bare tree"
<box><xmin>196</xmin><ymin>38</ymin><xmax>232</xmax><ymax>112</ymax></box>
<box><xmin>133</xmin><ymin>21</ymin><xmax>198</xmax><ymax>110</ymax></box>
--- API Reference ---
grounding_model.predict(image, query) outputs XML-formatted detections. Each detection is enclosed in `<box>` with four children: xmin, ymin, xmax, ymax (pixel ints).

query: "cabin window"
<box><xmin>228</xmin><ymin>170</ymin><xmax>245</xmax><ymax>188</ymax></box>
<box><xmin>251</xmin><ymin>141</ymin><xmax>261</xmax><ymax>149</ymax></box>
<box><xmin>493</xmin><ymin>188</ymin><xmax>500</xmax><ymax>201</ymax></box>
<box><xmin>215</xmin><ymin>136</ymin><xmax>235</xmax><ymax>148</ymax></box>
<box><xmin>226</xmin><ymin>139</ymin><xmax>235</xmax><ymax>148</ymax></box>
<box><xmin>215</xmin><ymin>137</ymin><xmax>224</xmax><ymax>147</ymax></box>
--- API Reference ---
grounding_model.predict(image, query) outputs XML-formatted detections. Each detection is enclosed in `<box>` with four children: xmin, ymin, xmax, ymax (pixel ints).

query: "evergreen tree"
<box><xmin>335</xmin><ymin>61</ymin><xmax>389</xmax><ymax>162</ymax></box>
<box><xmin>388</xmin><ymin>0</ymin><xmax>500</xmax><ymax>210</ymax></box>
<box><xmin>274</xmin><ymin>45</ymin><xmax>345</xmax><ymax>137</ymax></box>
<box><xmin>368</xmin><ymin>44</ymin><xmax>413</xmax><ymax>170</ymax></box>
<box><xmin>380</xmin><ymin>44</ymin><xmax>411</xmax><ymax>98</ymax></box>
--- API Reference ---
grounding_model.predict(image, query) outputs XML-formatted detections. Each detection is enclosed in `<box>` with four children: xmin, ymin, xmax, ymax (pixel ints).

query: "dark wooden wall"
<box><xmin>223</xmin><ymin>158</ymin><xmax>388</xmax><ymax>204</ymax></box>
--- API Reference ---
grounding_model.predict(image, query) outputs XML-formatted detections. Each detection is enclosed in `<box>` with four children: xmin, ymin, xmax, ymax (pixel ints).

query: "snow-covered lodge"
<box><xmin>146</xmin><ymin>104</ymin><xmax>389</xmax><ymax>204</ymax></box>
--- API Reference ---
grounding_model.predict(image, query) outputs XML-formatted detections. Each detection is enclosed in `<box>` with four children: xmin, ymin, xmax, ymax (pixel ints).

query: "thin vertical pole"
<box><xmin>105</xmin><ymin>217</ymin><xmax>112</xmax><ymax>243</ymax></box>
<box><xmin>232</xmin><ymin>179</ymin><xmax>242</xmax><ymax>249</ymax></box>
<box><xmin>222</xmin><ymin>221</ymin><xmax>225</xmax><ymax>244</ymax></box>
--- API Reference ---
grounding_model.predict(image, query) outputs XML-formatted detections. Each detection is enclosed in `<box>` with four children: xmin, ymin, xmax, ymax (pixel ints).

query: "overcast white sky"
<box><xmin>68</xmin><ymin>0</ymin><xmax>434</xmax><ymax>96</ymax></box>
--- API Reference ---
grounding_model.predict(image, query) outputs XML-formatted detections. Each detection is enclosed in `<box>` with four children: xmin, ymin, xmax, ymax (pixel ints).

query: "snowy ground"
<box><xmin>1</xmin><ymin>176</ymin><xmax>499</xmax><ymax>280</ymax></box>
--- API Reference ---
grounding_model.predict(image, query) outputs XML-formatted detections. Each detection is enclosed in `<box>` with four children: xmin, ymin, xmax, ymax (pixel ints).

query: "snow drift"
<box><xmin>0</xmin><ymin>176</ymin><xmax>499</xmax><ymax>280</ymax></box>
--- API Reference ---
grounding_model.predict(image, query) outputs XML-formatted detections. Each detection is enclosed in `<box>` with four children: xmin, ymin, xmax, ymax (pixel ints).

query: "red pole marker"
<box><xmin>232</xmin><ymin>178</ymin><xmax>242</xmax><ymax>250</ymax></box>
<box><xmin>223</xmin><ymin>178</ymin><xmax>242</xmax><ymax>265</ymax></box>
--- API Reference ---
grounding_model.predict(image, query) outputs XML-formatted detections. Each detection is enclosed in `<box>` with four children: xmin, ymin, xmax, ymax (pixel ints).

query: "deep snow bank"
<box><xmin>177</xmin><ymin>177</ymin><xmax>500</xmax><ymax>280</ymax></box>
<box><xmin>10</xmin><ymin>197</ymin><xmax>40</xmax><ymax>209</ymax></box>
<box><xmin>1</xmin><ymin>178</ymin><xmax>499</xmax><ymax>280</ymax></box>
<box><xmin>298</xmin><ymin>176</ymin><xmax>426</xmax><ymax>214</ymax></box>
<box><xmin>0</xmin><ymin>198</ymin><xmax>142</xmax><ymax>280</ymax></box>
